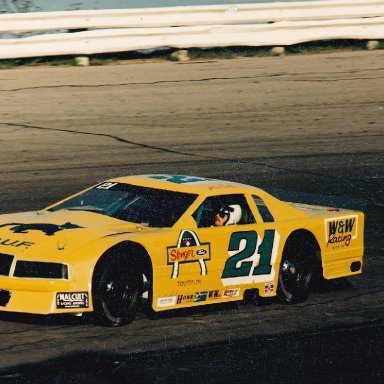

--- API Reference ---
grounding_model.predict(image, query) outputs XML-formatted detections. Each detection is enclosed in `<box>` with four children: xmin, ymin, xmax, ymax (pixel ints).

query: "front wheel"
<box><xmin>93</xmin><ymin>260</ymin><xmax>142</xmax><ymax>327</ymax></box>
<box><xmin>277</xmin><ymin>245</ymin><xmax>314</xmax><ymax>304</ymax></box>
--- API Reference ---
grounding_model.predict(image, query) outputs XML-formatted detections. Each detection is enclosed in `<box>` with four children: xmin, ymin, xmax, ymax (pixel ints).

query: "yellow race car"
<box><xmin>0</xmin><ymin>175</ymin><xmax>364</xmax><ymax>326</ymax></box>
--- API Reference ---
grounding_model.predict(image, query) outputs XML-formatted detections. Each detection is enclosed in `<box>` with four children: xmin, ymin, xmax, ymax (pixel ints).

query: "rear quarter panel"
<box><xmin>285</xmin><ymin>209</ymin><xmax>365</xmax><ymax>279</ymax></box>
<box><xmin>320</xmin><ymin>211</ymin><xmax>364</xmax><ymax>279</ymax></box>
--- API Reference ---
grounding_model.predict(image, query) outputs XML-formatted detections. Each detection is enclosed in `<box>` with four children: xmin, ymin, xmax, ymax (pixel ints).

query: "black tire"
<box><xmin>93</xmin><ymin>260</ymin><xmax>142</xmax><ymax>327</ymax></box>
<box><xmin>277</xmin><ymin>242</ymin><xmax>314</xmax><ymax>304</ymax></box>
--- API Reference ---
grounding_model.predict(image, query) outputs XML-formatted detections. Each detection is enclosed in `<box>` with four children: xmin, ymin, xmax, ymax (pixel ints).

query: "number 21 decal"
<box><xmin>221</xmin><ymin>230</ymin><xmax>280</xmax><ymax>286</ymax></box>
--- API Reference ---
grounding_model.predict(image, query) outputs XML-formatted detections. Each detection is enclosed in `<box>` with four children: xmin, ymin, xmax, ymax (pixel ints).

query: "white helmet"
<box><xmin>218</xmin><ymin>204</ymin><xmax>242</xmax><ymax>226</ymax></box>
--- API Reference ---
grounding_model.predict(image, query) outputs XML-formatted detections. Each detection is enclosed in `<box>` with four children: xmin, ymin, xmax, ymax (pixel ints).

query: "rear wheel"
<box><xmin>278</xmin><ymin>242</ymin><xmax>315</xmax><ymax>304</ymax></box>
<box><xmin>93</xmin><ymin>260</ymin><xmax>141</xmax><ymax>327</ymax></box>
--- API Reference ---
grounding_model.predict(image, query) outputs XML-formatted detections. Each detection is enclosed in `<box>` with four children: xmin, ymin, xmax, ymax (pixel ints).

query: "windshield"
<box><xmin>48</xmin><ymin>182</ymin><xmax>198</xmax><ymax>228</ymax></box>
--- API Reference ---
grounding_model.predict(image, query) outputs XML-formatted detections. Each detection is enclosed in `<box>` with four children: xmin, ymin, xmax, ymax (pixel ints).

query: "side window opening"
<box><xmin>193</xmin><ymin>194</ymin><xmax>256</xmax><ymax>228</ymax></box>
<box><xmin>252</xmin><ymin>195</ymin><xmax>274</xmax><ymax>223</ymax></box>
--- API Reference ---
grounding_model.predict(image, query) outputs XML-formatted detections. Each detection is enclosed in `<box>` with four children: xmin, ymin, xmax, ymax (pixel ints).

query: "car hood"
<box><xmin>0</xmin><ymin>210</ymin><xmax>148</xmax><ymax>260</ymax></box>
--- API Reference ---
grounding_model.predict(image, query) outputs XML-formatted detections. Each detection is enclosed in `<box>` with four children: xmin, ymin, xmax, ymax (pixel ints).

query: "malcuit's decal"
<box><xmin>222</xmin><ymin>288</ymin><xmax>240</xmax><ymax>298</ymax></box>
<box><xmin>325</xmin><ymin>215</ymin><xmax>358</xmax><ymax>248</ymax></box>
<box><xmin>167</xmin><ymin>230</ymin><xmax>210</xmax><ymax>279</ymax></box>
<box><xmin>0</xmin><ymin>222</ymin><xmax>82</xmax><ymax>237</ymax></box>
<box><xmin>264</xmin><ymin>283</ymin><xmax>274</xmax><ymax>295</ymax></box>
<box><xmin>157</xmin><ymin>296</ymin><xmax>177</xmax><ymax>308</ymax></box>
<box><xmin>56</xmin><ymin>292</ymin><xmax>89</xmax><ymax>309</ymax></box>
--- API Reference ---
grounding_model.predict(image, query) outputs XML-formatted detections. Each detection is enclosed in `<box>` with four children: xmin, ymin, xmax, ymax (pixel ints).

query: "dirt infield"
<box><xmin>0</xmin><ymin>50</ymin><xmax>383</xmax><ymax>377</ymax></box>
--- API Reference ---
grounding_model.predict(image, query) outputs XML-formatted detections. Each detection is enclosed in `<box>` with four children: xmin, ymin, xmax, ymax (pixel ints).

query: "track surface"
<box><xmin>0</xmin><ymin>51</ymin><xmax>383</xmax><ymax>380</ymax></box>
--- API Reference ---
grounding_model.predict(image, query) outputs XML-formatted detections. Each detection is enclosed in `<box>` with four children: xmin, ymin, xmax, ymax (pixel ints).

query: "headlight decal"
<box><xmin>0</xmin><ymin>253</ymin><xmax>14</xmax><ymax>276</ymax></box>
<box><xmin>14</xmin><ymin>261</ymin><xmax>68</xmax><ymax>279</ymax></box>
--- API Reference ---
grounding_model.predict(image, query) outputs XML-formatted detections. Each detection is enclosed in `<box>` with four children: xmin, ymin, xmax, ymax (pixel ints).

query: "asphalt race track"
<box><xmin>0</xmin><ymin>51</ymin><xmax>383</xmax><ymax>383</ymax></box>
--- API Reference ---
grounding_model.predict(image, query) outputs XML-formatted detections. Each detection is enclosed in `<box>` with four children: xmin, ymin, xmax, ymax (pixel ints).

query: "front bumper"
<box><xmin>0</xmin><ymin>276</ymin><xmax>93</xmax><ymax>315</ymax></box>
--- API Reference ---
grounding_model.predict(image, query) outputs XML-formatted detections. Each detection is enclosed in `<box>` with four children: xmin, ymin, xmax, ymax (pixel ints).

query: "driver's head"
<box><xmin>214</xmin><ymin>204</ymin><xmax>242</xmax><ymax>226</ymax></box>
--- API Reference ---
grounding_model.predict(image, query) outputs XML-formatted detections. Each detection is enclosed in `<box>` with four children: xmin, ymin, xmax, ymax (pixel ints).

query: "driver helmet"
<box><xmin>217</xmin><ymin>204</ymin><xmax>242</xmax><ymax>226</ymax></box>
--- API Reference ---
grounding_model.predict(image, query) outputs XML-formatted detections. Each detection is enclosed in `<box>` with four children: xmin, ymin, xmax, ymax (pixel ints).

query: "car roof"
<box><xmin>108</xmin><ymin>174</ymin><xmax>265</xmax><ymax>196</ymax></box>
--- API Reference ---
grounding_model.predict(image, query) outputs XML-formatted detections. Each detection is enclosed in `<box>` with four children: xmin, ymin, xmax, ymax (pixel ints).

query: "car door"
<box><xmin>162</xmin><ymin>193</ymin><xmax>257</xmax><ymax>305</ymax></box>
<box><xmin>190</xmin><ymin>193</ymin><xmax>281</xmax><ymax>299</ymax></box>
<box><xmin>161</xmin><ymin>192</ymin><xmax>281</xmax><ymax>308</ymax></box>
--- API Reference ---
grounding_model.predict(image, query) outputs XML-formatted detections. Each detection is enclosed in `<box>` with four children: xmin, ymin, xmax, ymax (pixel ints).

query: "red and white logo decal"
<box><xmin>222</xmin><ymin>288</ymin><xmax>240</xmax><ymax>298</ymax></box>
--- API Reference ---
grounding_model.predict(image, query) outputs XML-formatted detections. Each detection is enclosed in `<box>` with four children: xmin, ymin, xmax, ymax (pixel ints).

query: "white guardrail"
<box><xmin>0</xmin><ymin>0</ymin><xmax>383</xmax><ymax>59</ymax></box>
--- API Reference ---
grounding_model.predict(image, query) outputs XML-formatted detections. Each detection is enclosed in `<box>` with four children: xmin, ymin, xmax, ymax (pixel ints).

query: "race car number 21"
<box><xmin>221</xmin><ymin>230</ymin><xmax>279</xmax><ymax>285</ymax></box>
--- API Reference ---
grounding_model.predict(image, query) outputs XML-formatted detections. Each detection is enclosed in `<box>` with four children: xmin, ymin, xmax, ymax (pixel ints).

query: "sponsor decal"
<box><xmin>167</xmin><ymin>230</ymin><xmax>210</xmax><ymax>278</ymax></box>
<box><xmin>264</xmin><ymin>283</ymin><xmax>274</xmax><ymax>295</ymax></box>
<box><xmin>0</xmin><ymin>222</ymin><xmax>82</xmax><ymax>237</ymax></box>
<box><xmin>207</xmin><ymin>290</ymin><xmax>220</xmax><ymax>299</ymax></box>
<box><xmin>194</xmin><ymin>291</ymin><xmax>208</xmax><ymax>302</ymax></box>
<box><xmin>168</xmin><ymin>246</ymin><xmax>210</xmax><ymax>263</ymax></box>
<box><xmin>177</xmin><ymin>294</ymin><xmax>194</xmax><ymax>304</ymax></box>
<box><xmin>0</xmin><ymin>238</ymin><xmax>34</xmax><ymax>248</ymax></box>
<box><xmin>182</xmin><ymin>236</ymin><xmax>194</xmax><ymax>247</ymax></box>
<box><xmin>157</xmin><ymin>296</ymin><xmax>177</xmax><ymax>308</ymax></box>
<box><xmin>325</xmin><ymin>215</ymin><xmax>358</xmax><ymax>248</ymax></box>
<box><xmin>177</xmin><ymin>279</ymin><xmax>202</xmax><ymax>287</ymax></box>
<box><xmin>222</xmin><ymin>288</ymin><xmax>240</xmax><ymax>298</ymax></box>
<box><xmin>177</xmin><ymin>290</ymin><xmax>219</xmax><ymax>305</ymax></box>
<box><xmin>56</xmin><ymin>292</ymin><xmax>89</xmax><ymax>309</ymax></box>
